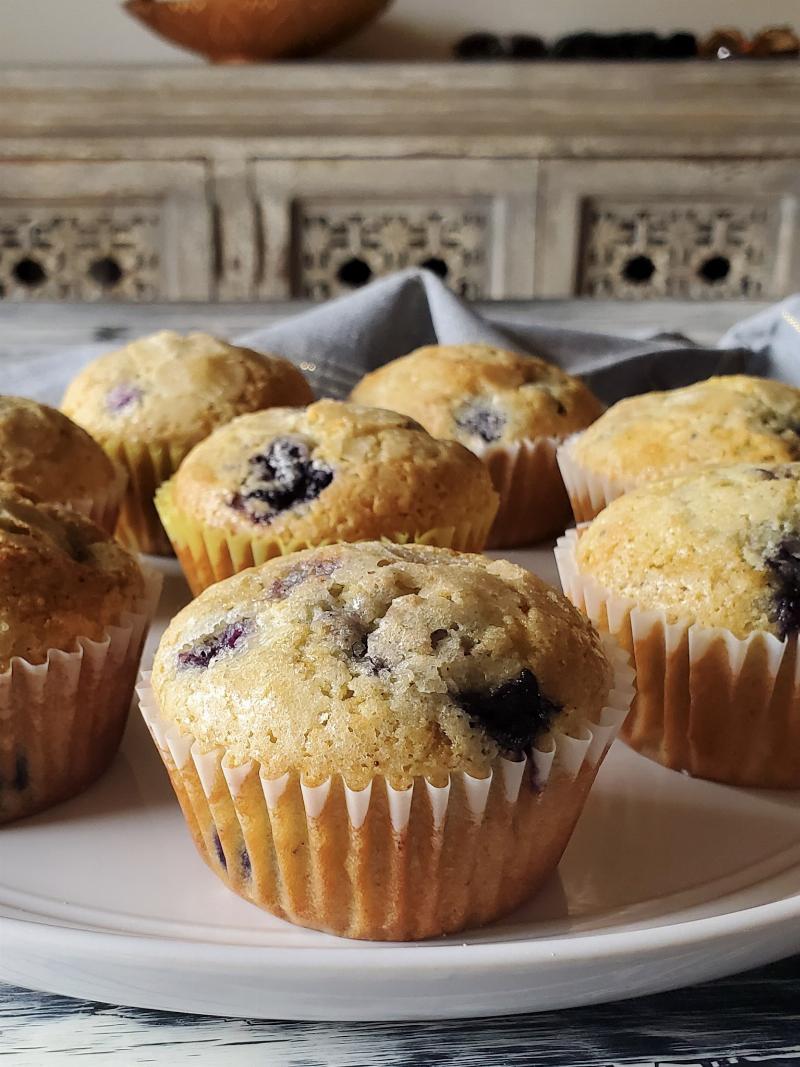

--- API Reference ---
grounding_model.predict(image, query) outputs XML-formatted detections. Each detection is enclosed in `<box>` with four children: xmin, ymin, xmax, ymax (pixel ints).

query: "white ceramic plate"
<box><xmin>2</xmin><ymin>548</ymin><xmax>800</xmax><ymax>1021</ymax></box>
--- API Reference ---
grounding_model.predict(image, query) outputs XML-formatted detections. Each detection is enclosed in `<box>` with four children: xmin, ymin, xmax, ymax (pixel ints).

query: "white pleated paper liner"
<box><xmin>69</xmin><ymin>464</ymin><xmax>128</xmax><ymax>536</ymax></box>
<box><xmin>476</xmin><ymin>435</ymin><xmax>572</xmax><ymax>548</ymax></box>
<box><xmin>555</xmin><ymin>527</ymin><xmax>800</xmax><ymax>788</ymax></box>
<box><xmin>0</xmin><ymin>566</ymin><xmax>162</xmax><ymax>824</ymax></box>
<box><xmin>137</xmin><ymin>644</ymin><xmax>634</xmax><ymax>941</ymax></box>
<box><xmin>556</xmin><ymin>433</ymin><xmax>637</xmax><ymax>524</ymax></box>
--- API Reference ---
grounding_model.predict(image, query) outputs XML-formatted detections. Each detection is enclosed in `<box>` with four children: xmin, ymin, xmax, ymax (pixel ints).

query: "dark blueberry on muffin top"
<box><xmin>231</xmin><ymin>437</ymin><xmax>334</xmax><ymax>524</ymax></box>
<box><xmin>460</xmin><ymin>669</ymin><xmax>561</xmax><ymax>754</ymax></box>
<box><xmin>454</xmin><ymin>401</ymin><xmax>506</xmax><ymax>443</ymax></box>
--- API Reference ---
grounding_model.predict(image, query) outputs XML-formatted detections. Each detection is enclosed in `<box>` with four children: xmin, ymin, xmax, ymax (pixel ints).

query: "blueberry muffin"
<box><xmin>556</xmin><ymin>462</ymin><xmax>800</xmax><ymax>787</ymax></box>
<box><xmin>155</xmin><ymin>399</ymin><xmax>499</xmax><ymax>594</ymax></box>
<box><xmin>0</xmin><ymin>483</ymin><xmax>159</xmax><ymax>823</ymax></box>
<box><xmin>62</xmin><ymin>331</ymin><xmax>313</xmax><ymax>555</ymax></box>
<box><xmin>351</xmin><ymin>344</ymin><xmax>604</xmax><ymax>547</ymax></box>
<box><xmin>0</xmin><ymin>396</ymin><xmax>124</xmax><ymax>533</ymax></box>
<box><xmin>558</xmin><ymin>375</ymin><xmax>800</xmax><ymax>522</ymax></box>
<box><xmin>142</xmin><ymin>540</ymin><xmax>632</xmax><ymax>939</ymax></box>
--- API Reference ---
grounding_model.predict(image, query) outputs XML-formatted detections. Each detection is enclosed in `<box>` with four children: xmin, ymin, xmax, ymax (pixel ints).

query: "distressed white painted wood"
<box><xmin>251</xmin><ymin>158</ymin><xmax>537</xmax><ymax>299</ymax></box>
<box><xmin>0</xmin><ymin>160</ymin><xmax>214</xmax><ymax>301</ymax></box>
<box><xmin>536</xmin><ymin>159</ymin><xmax>800</xmax><ymax>299</ymax></box>
<box><xmin>1</xmin><ymin>64</ymin><xmax>799</xmax><ymax>303</ymax></box>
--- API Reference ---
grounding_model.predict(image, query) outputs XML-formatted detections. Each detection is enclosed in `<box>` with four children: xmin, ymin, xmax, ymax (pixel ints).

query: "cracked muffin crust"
<box><xmin>0</xmin><ymin>396</ymin><xmax>122</xmax><ymax>530</ymax></box>
<box><xmin>575</xmin><ymin>462</ymin><xmax>800</xmax><ymax>640</ymax></box>
<box><xmin>62</xmin><ymin>330</ymin><xmax>313</xmax><ymax>454</ymax></box>
<box><xmin>62</xmin><ymin>330</ymin><xmax>313</xmax><ymax>553</ymax></box>
<box><xmin>351</xmin><ymin>344</ymin><xmax>604</xmax><ymax>548</ymax></box>
<box><xmin>0</xmin><ymin>483</ymin><xmax>145</xmax><ymax>670</ymax></box>
<box><xmin>157</xmin><ymin>400</ymin><xmax>499</xmax><ymax>591</ymax></box>
<box><xmin>152</xmin><ymin>540</ymin><xmax>612</xmax><ymax>789</ymax></box>
<box><xmin>569</xmin><ymin>375</ymin><xmax>800</xmax><ymax>488</ymax></box>
<box><xmin>350</xmin><ymin>344</ymin><xmax>603</xmax><ymax>449</ymax></box>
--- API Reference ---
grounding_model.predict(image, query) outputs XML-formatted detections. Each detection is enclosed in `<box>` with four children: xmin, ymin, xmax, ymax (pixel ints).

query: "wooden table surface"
<box><xmin>1</xmin><ymin>298</ymin><xmax>798</xmax><ymax>1065</ymax></box>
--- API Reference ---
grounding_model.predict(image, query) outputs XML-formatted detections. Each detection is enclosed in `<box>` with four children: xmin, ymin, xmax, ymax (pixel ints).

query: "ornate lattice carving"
<box><xmin>0</xmin><ymin>206</ymin><xmax>162</xmax><ymax>301</ymax></box>
<box><xmin>296</xmin><ymin>202</ymin><xmax>490</xmax><ymax>299</ymax></box>
<box><xmin>579</xmin><ymin>200</ymin><xmax>774</xmax><ymax>299</ymax></box>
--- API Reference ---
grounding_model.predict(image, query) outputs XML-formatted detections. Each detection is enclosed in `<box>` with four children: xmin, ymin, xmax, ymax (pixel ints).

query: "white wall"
<box><xmin>5</xmin><ymin>0</ymin><xmax>798</xmax><ymax>65</ymax></box>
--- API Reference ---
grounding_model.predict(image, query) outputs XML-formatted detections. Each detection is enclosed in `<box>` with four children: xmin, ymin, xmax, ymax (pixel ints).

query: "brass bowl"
<box><xmin>124</xmin><ymin>0</ymin><xmax>393</xmax><ymax>63</ymax></box>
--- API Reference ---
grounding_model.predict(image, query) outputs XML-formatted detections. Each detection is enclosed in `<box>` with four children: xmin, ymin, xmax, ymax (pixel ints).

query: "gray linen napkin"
<box><xmin>8</xmin><ymin>267</ymin><xmax>792</xmax><ymax>409</ymax></box>
<box><xmin>237</xmin><ymin>268</ymin><xmax>757</xmax><ymax>404</ymax></box>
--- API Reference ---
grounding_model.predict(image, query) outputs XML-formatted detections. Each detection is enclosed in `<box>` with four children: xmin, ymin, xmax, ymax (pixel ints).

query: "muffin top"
<box><xmin>575</xmin><ymin>463</ymin><xmax>800</xmax><ymax>639</ymax></box>
<box><xmin>152</xmin><ymin>541</ymin><xmax>611</xmax><ymax>788</ymax></box>
<box><xmin>62</xmin><ymin>330</ymin><xmax>313</xmax><ymax>452</ymax></box>
<box><xmin>167</xmin><ymin>399</ymin><xmax>499</xmax><ymax>541</ymax></box>
<box><xmin>570</xmin><ymin>375</ymin><xmax>800</xmax><ymax>484</ymax></box>
<box><xmin>0</xmin><ymin>484</ymin><xmax>146</xmax><ymax>670</ymax></box>
<box><xmin>350</xmin><ymin>344</ymin><xmax>604</xmax><ymax>448</ymax></box>
<box><xmin>0</xmin><ymin>396</ymin><xmax>119</xmax><ymax>505</ymax></box>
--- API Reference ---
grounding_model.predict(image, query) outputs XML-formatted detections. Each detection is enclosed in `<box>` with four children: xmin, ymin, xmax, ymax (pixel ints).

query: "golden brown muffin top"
<box><xmin>152</xmin><ymin>541</ymin><xmax>611</xmax><ymax>788</ymax></box>
<box><xmin>0</xmin><ymin>484</ymin><xmax>145</xmax><ymax>670</ymax></box>
<box><xmin>350</xmin><ymin>344</ymin><xmax>604</xmax><ymax>448</ymax></box>
<box><xmin>62</xmin><ymin>330</ymin><xmax>313</xmax><ymax>452</ymax></box>
<box><xmin>571</xmin><ymin>375</ymin><xmax>800</xmax><ymax>484</ymax></box>
<box><xmin>0</xmin><ymin>396</ymin><xmax>119</xmax><ymax>506</ymax></box>
<box><xmin>167</xmin><ymin>399</ymin><xmax>499</xmax><ymax>544</ymax></box>
<box><xmin>575</xmin><ymin>462</ymin><xmax>800</xmax><ymax>639</ymax></box>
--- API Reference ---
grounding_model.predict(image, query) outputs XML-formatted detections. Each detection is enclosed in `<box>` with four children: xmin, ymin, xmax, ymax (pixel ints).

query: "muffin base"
<box><xmin>70</xmin><ymin>464</ymin><xmax>127</xmax><ymax>536</ymax></box>
<box><xmin>155</xmin><ymin>479</ymin><xmax>496</xmax><ymax>596</ymax></box>
<box><xmin>105</xmin><ymin>439</ymin><xmax>186</xmax><ymax>556</ymax></box>
<box><xmin>138</xmin><ymin>646</ymin><xmax>634</xmax><ymax>941</ymax></box>
<box><xmin>555</xmin><ymin>528</ymin><xmax>800</xmax><ymax>788</ymax></box>
<box><xmin>482</xmin><ymin>436</ymin><xmax>572</xmax><ymax>549</ymax></box>
<box><xmin>556</xmin><ymin>434</ymin><xmax>636</xmax><ymax>524</ymax></box>
<box><xmin>0</xmin><ymin>568</ymin><xmax>162</xmax><ymax>824</ymax></box>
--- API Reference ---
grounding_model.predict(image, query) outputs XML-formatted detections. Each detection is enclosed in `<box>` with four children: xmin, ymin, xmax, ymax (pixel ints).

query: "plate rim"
<box><xmin>3</xmin><ymin>883</ymin><xmax>800</xmax><ymax>971</ymax></box>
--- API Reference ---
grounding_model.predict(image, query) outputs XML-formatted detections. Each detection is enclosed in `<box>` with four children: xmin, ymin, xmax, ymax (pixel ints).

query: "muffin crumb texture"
<box><xmin>169</xmin><ymin>399</ymin><xmax>498</xmax><ymax>541</ymax></box>
<box><xmin>0</xmin><ymin>484</ymin><xmax>145</xmax><ymax>670</ymax></box>
<box><xmin>576</xmin><ymin>462</ymin><xmax>800</xmax><ymax>639</ymax></box>
<box><xmin>62</xmin><ymin>330</ymin><xmax>314</xmax><ymax>452</ymax></box>
<box><xmin>152</xmin><ymin>542</ymin><xmax>611</xmax><ymax>788</ymax></box>
<box><xmin>0</xmin><ymin>395</ymin><xmax>118</xmax><ymax>505</ymax></box>
<box><xmin>572</xmin><ymin>375</ymin><xmax>800</xmax><ymax>484</ymax></box>
<box><xmin>351</xmin><ymin>344</ymin><xmax>604</xmax><ymax>447</ymax></box>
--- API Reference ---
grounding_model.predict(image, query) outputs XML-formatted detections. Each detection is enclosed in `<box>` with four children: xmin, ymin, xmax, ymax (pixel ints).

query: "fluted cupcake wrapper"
<box><xmin>478</xmin><ymin>436</ymin><xmax>572</xmax><ymax>549</ymax></box>
<box><xmin>556</xmin><ymin>433</ymin><xmax>637</xmax><ymax>524</ymax></box>
<box><xmin>104</xmin><ymin>438</ymin><xmax>189</xmax><ymax>556</ymax></box>
<box><xmin>0</xmin><ymin>567</ymin><xmax>162</xmax><ymax>824</ymax></box>
<box><xmin>555</xmin><ymin>527</ymin><xmax>800</xmax><ymax>788</ymax></box>
<box><xmin>137</xmin><ymin>646</ymin><xmax>634</xmax><ymax>941</ymax></box>
<box><xmin>69</xmin><ymin>464</ymin><xmax>128</xmax><ymax>537</ymax></box>
<box><xmin>155</xmin><ymin>478</ymin><xmax>496</xmax><ymax>596</ymax></box>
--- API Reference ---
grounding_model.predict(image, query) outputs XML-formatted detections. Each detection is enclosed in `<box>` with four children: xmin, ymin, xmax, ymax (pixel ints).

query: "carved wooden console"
<box><xmin>1</xmin><ymin>63</ymin><xmax>798</xmax><ymax>302</ymax></box>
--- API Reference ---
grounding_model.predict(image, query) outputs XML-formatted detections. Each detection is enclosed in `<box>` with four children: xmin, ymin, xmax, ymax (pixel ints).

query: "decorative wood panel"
<box><xmin>536</xmin><ymin>160</ymin><xmax>800</xmax><ymax>300</ymax></box>
<box><xmin>0</xmin><ymin>161</ymin><xmax>213</xmax><ymax>302</ymax></box>
<box><xmin>579</xmin><ymin>201</ymin><xmax>773</xmax><ymax>299</ymax></box>
<box><xmin>251</xmin><ymin>159</ymin><xmax>537</xmax><ymax>300</ymax></box>
<box><xmin>297</xmin><ymin>201</ymin><xmax>490</xmax><ymax>300</ymax></box>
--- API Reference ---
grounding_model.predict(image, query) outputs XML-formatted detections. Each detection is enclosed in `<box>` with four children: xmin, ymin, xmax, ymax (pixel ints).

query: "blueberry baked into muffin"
<box><xmin>141</xmin><ymin>540</ymin><xmax>632</xmax><ymax>939</ymax></box>
<box><xmin>155</xmin><ymin>399</ymin><xmax>499</xmax><ymax>594</ymax></box>
<box><xmin>62</xmin><ymin>330</ymin><xmax>313</xmax><ymax>555</ymax></box>
<box><xmin>0</xmin><ymin>395</ymin><xmax>124</xmax><ymax>533</ymax></box>
<box><xmin>351</xmin><ymin>344</ymin><xmax>604</xmax><ymax>547</ymax></box>
<box><xmin>558</xmin><ymin>374</ymin><xmax>800</xmax><ymax>522</ymax></box>
<box><xmin>0</xmin><ymin>483</ymin><xmax>159</xmax><ymax>823</ymax></box>
<box><xmin>556</xmin><ymin>462</ymin><xmax>800</xmax><ymax>787</ymax></box>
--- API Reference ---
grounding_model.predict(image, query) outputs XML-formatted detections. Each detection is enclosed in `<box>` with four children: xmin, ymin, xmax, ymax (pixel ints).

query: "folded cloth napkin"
<box><xmin>718</xmin><ymin>294</ymin><xmax>800</xmax><ymax>385</ymax></box>
<box><xmin>9</xmin><ymin>267</ymin><xmax>795</xmax><ymax>409</ymax></box>
<box><xmin>237</xmin><ymin>269</ymin><xmax>756</xmax><ymax>404</ymax></box>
